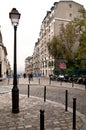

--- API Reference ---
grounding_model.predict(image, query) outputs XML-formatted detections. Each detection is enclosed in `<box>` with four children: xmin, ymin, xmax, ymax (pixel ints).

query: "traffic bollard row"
<box><xmin>27</xmin><ymin>86</ymin><xmax>77</xmax><ymax>129</ymax></box>
<box><xmin>65</xmin><ymin>90</ymin><xmax>76</xmax><ymax>129</ymax></box>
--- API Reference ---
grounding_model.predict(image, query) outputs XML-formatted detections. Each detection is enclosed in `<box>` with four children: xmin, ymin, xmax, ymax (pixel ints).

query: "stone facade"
<box><xmin>0</xmin><ymin>30</ymin><xmax>11</xmax><ymax>80</ymax></box>
<box><xmin>25</xmin><ymin>56</ymin><xmax>33</xmax><ymax>76</ymax></box>
<box><xmin>33</xmin><ymin>40</ymin><xmax>40</xmax><ymax>75</ymax></box>
<box><xmin>25</xmin><ymin>0</ymin><xmax>84</xmax><ymax>77</ymax></box>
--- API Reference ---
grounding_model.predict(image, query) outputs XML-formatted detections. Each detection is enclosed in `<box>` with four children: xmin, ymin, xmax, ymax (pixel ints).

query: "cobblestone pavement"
<box><xmin>0</xmin><ymin>93</ymin><xmax>86</xmax><ymax>130</ymax></box>
<box><xmin>0</xmin><ymin>77</ymin><xmax>86</xmax><ymax>130</ymax></box>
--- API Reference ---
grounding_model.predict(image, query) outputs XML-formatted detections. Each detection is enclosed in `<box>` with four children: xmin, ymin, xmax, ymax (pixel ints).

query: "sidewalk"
<box><xmin>0</xmin><ymin>78</ymin><xmax>86</xmax><ymax>130</ymax></box>
<box><xmin>0</xmin><ymin>92</ymin><xmax>86</xmax><ymax>130</ymax></box>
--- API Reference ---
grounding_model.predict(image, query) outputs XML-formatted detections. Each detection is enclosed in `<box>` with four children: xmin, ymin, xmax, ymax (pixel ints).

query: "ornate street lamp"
<box><xmin>9</xmin><ymin>8</ymin><xmax>21</xmax><ymax>113</ymax></box>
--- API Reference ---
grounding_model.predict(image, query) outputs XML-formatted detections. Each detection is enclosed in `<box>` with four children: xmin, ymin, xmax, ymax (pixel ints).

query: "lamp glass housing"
<box><xmin>9</xmin><ymin>8</ymin><xmax>20</xmax><ymax>26</ymax></box>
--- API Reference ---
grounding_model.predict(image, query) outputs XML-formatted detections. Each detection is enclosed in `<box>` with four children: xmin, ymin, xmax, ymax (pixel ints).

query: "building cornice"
<box><xmin>55</xmin><ymin>17</ymin><xmax>71</xmax><ymax>22</ymax></box>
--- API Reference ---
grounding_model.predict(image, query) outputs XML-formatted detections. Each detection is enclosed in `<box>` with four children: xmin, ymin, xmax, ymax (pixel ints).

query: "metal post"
<box><xmin>85</xmin><ymin>84</ymin><xmax>86</xmax><ymax>89</ymax></box>
<box><xmin>12</xmin><ymin>26</ymin><xmax>19</xmax><ymax>113</ymax></box>
<box><xmin>65</xmin><ymin>90</ymin><xmax>68</xmax><ymax>111</ymax></box>
<box><xmin>60</xmin><ymin>80</ymin><xmax>62</xmax><ymax>86</ymax></box>
<box><xmin>28</xmin><ymin>84</ymin><xmax>30</xmax><ymax>98</ymax></box>
<box><xmin>8</xmin><ymin>78</ymin><xmax>10</xmax><ymax>84</ymax></box>
<box><xmin>40</xmin><ymin>109</ymin><xmax>45</xmax><ymax>130</ymax></box>
<box><xmin>39</xmin><ymin>78</ymin><xmax>40</xmax><ymax>84</ymax></box>
<box><xmin>73</xmin><ymin>98</ymin><xmax>76</xmax><ymax>130</ymax></box>
<box><xmin>72</xmin><ymin>81</ymin><xmax>74</xmax><ymax>87</ymax></box>
<box><xmin>84</xmin><ymin>78</ymin><xmax>86</xmax><ymax>89</ymax></box>
<box><xmin>29</xmin><ymin>77</ymin><xmax>30</xmax><ymax>84</ymax></box>
<box><xmin>49</xmin><ymin>78</ymin><xmax>51</xmax><ymax>85</ymax></box>
<box><xmin>44</xmin><ymin>86</ymin><xmax>46</xmax><ymax>102</ymax></box>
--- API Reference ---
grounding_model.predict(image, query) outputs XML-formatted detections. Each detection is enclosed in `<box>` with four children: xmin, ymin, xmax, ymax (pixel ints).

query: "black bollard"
<box><xmin>29</xmin><ymin>78</ymin><xmax>30</xmax><ymax>84</ymax></box>
<box><xmin>73</xmin><ymin>98</ymin><xmax>76</xmax><ymax>130</ymax></box>
<box><xmin>85</xmin><ymin>80</ymin><xmax>86</xmax><ymax>89</ymax></box>
<box><xmin>39</xmin><ymin>78</ymin><xmax>40</xmax><ymax>84</ymax></box>
<box><xmin>44</xmin><ymin>86</ymin><xmax>46</xmax><ymax>102</ymax></box>
<box><xmin>8</xmin><ymin>78</ymin><xmax>10</xmax><ymax>84</ymax></box>
<box><xmin>49</xmin><ymin>78</ymin><xmax>51</xmax><ymax>85</ymax></box>
<box><xmin>28</xmin><ymin>84</ymin><xmax>30</xmax><ymax>98</ymax></box>
<box><xmin>65</xmin><ymin>90</ymin><xmax>68</xmax><ymax>111</ymax></box>
<box><xmin>72</xmin><ymin>81</ymin><xmax>74</xmax><ymax>87</ymax></box>
<box><xmin>60</xmin><ymin>80</ymin><xmax>62</xmax><ymax>86</ymax></box>
<box><xmin>17</xmin><ymin>78</ymin><xmax>19</xmax><ymax>84</ymax></box>
<box><xmin>40</xmin><ymin>109</ymin><xmax>45</xmax><ymax>130</ymax></box>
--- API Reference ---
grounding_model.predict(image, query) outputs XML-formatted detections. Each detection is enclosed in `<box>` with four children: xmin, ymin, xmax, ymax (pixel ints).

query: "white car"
<box><xmin>58</xmin><ymin>75</ymin><xmax>64</xmax><ymax>80</ymax></box>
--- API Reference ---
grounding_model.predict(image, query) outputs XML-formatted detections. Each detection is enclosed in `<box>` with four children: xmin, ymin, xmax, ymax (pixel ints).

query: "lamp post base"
<box><xmin>12</xmin><ymin>87</ymin><xmax>19</xmax><ymax>113</ymax></box>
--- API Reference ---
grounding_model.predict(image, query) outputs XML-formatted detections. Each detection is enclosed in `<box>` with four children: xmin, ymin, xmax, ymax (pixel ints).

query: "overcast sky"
<box><xmin>0</xmin><ymin>0</ymin><xmax>86</xmax><ymax>73</ymax></box>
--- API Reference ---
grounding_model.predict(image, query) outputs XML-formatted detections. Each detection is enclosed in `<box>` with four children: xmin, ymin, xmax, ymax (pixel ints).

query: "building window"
<box><xmin>69</xmin><ymin>13</ymin><xmax>72</xmax><ymax>17</ymax></box>
<box><xmin>69</xmin><ymin>4</ymin><xmax>72</xmax><ymax>8</ymax></box>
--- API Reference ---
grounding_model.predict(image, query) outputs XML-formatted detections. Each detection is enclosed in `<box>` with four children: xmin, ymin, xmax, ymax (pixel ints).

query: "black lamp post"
<box><xmin>9</xmin><ymin>8</ymin><xmax>21</xmax><ymax>113</ymax></box>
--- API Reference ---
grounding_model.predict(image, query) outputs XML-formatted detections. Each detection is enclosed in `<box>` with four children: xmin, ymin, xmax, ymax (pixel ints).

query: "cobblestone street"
<box><xmin>0</xmin><ymin>77</ymin><xmax>86</xmax><ymax>130</ymax></box>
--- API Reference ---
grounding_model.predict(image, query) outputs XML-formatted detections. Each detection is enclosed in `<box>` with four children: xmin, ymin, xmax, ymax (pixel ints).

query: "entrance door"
<box><xmin>0</xmin><ymin>63</ymin><xmax>2</xmax><ymax>77</ymax></box>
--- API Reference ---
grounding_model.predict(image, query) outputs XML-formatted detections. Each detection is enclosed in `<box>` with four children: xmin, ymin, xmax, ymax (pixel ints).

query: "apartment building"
<box><xmin>25</xmin><ymin>0</ymin><xmax>84</xmax><ymax>77</ymax></box>
<box><xmin>33</xmin><ymin>40</ymin><xmax>41</xmax><ymax>75</ymax></box>
<box><xmin>0</xmin><ymin>30</ymin><xmax>11</xmax><ymax>80</ymax></box>
<box><xmin>25</xmin><ymin>56</ymin><xmax>33</xmax><ymax>76</ymax></box>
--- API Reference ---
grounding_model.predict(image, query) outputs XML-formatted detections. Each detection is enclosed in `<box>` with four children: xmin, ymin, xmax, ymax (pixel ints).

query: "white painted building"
<box><xmin>0</xmin><ymin>30</ymin><xmax>11</xmax><ymax>80</ymax></box>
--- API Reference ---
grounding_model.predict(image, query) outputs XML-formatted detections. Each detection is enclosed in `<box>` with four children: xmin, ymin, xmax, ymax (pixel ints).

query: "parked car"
<box><xmin>76</xmin><ymin>76</ymin><xmax>86</xmax><ymax>85</ymax></box>
<box><xmin>49</xmin><ymin>74</ymin><xmax>58</xmax><ymax>81</ymax></box>
<box><xmin>58</xmin><ymin>75</ymin><xmax>64</xmax><ymax>81</ymax></box>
